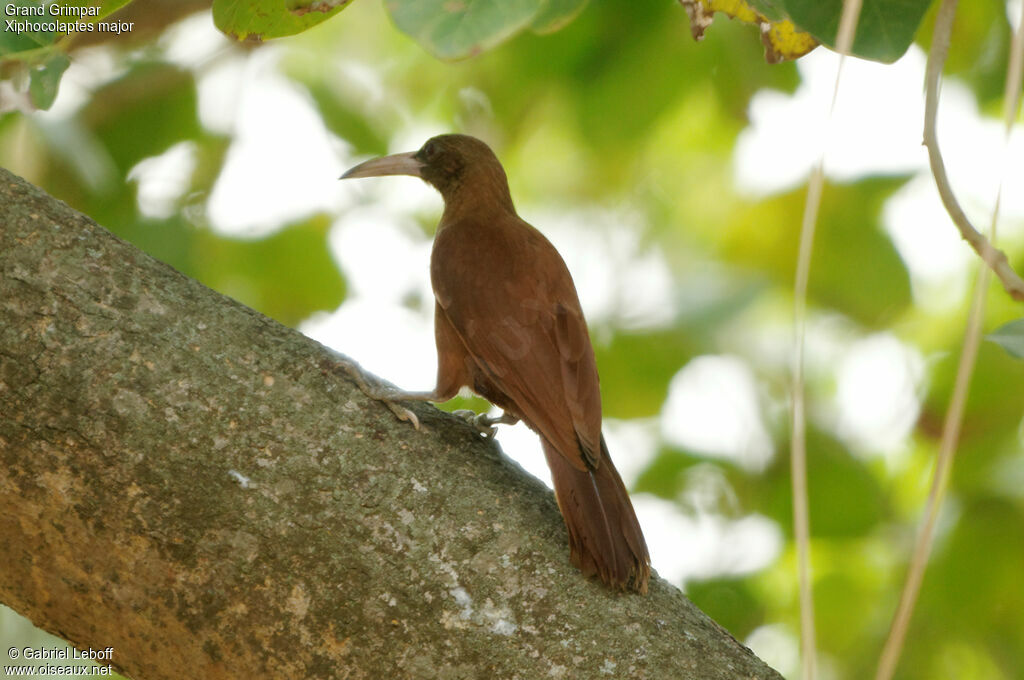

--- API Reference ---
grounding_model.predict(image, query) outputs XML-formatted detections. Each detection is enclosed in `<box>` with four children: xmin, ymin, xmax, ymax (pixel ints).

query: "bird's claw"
<box><xmin>451</xmin><ymin>409</ymin><xmax>518</xmax><ymax>438</ymax></box>
<box><xmin>452</xmin><ymin>409</ymin><xmax>497</xmax><ymax>438</ymax></box>
<box><xmin>383</xmin><ymin>399</ymin><xmax>421</xmax><ymax>430</ymax></box>
<box><xmin>359</xmin><ymin>383</ymin><xmax>422</xmax><ymax>430</ymax></box>
<box><xmin>330</xmin><ymin>354</ymin><xmax>421</xmax><ymax>430</ymax></box>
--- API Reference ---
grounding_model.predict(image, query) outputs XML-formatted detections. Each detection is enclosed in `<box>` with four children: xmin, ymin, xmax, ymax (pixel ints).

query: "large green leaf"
<box><xmin>212</xmin><ymin>0</ymin><xmax>590</xmax><ymax>56</ymax></box>
<box><xmin>213</xmin><ymin>0</ymin><xmax>353</xmax><ymax>41</ymax></box>
<box><xmin>779</xmin><ymin>0</ymin><xmax>931</xmax><ymax>63</ymax></box>
<box><xmin>81</xmin><ymin>62</ymin><xmax>201</xmax><ymax>173</ymax></box>
<box><xmin>386</xmin><ymin>0</ymin><xmax>543</xmax><ymax>60</ymax></box>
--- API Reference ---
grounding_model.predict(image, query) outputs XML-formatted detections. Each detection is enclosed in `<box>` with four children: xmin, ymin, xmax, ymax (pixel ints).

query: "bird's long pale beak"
<box><xmin>339</xmin><ymin>151</ymin><xmax>423</xmax><ymax>180</ymax></box>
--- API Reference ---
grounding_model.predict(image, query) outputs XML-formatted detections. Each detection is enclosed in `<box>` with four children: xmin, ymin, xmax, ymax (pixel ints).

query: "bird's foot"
<box><xmin>451</xmin><ymin>410</ymin><xmax>519</xmax><ymax>438</ymax></box>
<box><xmin>364</xmin><ymin>384</ymin><xmax>423</xmax><ymax>430</ymax></box>
<box><xmin>327</xmin><ymin>354</ymin><xmax>422</xmax><ymax>430</ymax></box>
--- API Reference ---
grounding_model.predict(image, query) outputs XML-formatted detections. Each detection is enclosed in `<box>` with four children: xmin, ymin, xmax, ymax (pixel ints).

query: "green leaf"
<box><xmin>82</xmin><ymin>62</ymin><xmax>201</xmax><ymax>173</ymax></box>
<box><xmin>213</xmin><ymin>0</ymin><xmax>353</xmax><ymax>42</ymax></box>
<box><xmin>916</xmin><ymin>0</ymin><xmax>1010</xmax><ymax>108</ymax></box>
<box><xmin>386</xmin><ymin>0</ymin><xmax>543</xmax><ymax>60</ymax></box>
<box><xmin>722</xmin><ymin>178</ymin><xmax>912</xmax><ymax>326</ymax></box>
<box><xmin>0</xmin><ymin>0</ymin><xmax>58</xmax><ymax>57</ymax></box>
<box><xmin>595</xmin><ymin>327</ymin><xmax>700</xmax><ymax>419</ymax></box>
<box><xmin>987</xmin><ymin>319</ymin><xmax>1024</xmax><ymax>359</ymax></box>
<box><xmin>302</xmin><ymin>82</ymin><xmax>390</xmax><ymax>157</ymax></box>
<box><xmin>531</xmin><ymin>0</ymin><xmax>588</xmax><ymax>34</ymax></box>
<box><xmin>779</xmin><ymin>0</ymin><xmax>931</xmax><ymax>63</ymax></box>
<box><xmin>757</xmin><ymin>429</ymin><xmax>886</xmax><ymax>539</ymax></box>
<box><xmin>28</xmin><ymin>53</ymin><xmax>69</xmax><ymax>110</ymax></box>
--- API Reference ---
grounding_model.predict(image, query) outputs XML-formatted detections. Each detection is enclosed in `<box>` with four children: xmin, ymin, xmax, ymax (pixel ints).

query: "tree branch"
<box><xmin>0</xmin><ymin>167</ymin><xmax>781</xmax><ymax>680</ymax></box>
<box><xmin>923</xmin><ymin>0</ymin><xmax>1024</xmax><ymax>302</ymax></box>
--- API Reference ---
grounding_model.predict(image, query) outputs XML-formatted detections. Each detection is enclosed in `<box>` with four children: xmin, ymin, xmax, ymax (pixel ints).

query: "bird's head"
<box><xmin>340</xmin><ymin>134</ymin><xmax>512</xmax><ymax>209</ymax></box>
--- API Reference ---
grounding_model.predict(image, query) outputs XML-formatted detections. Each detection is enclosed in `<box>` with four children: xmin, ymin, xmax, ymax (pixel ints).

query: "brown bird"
<box><xmin>340</xmin><ymin>134</ymin><xmax>650</xmax><ymax>593</ymax></box>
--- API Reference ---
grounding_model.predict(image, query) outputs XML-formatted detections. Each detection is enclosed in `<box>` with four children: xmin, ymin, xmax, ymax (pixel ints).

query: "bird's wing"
<box><xmin>432</xmin><ymin>216</ymin><xmax>602</xmax><ymax>471</ymax></box>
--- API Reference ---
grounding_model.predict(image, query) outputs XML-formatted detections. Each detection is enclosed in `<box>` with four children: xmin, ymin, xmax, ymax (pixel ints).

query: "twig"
<box><xmin>874</xmin><ymin>259</ymin><xmax>989</xmax><ymax>680</ymax></box>
<box><xmin>875</xmin><ymin>2</ymin><xmax>1024</xmax><ymax>679</ymax></box>
<box><xmin>790</xmin><ymin>2</ymin><xmax>863</xmax><ymax>679</ymax></box>
<box><xmin>921</xmin><ymin>0</ymin><xmax>1024</xmax><ymax>302</ymax></box>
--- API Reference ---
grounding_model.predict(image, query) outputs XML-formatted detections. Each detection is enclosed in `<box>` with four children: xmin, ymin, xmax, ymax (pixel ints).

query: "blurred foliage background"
<box><xmin>2</xmin><ymin>1</ymin><xmax>1024</xmax><ymax>679</ymax></box>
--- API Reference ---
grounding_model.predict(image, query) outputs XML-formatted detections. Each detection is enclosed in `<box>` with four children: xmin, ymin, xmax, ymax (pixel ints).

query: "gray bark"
<box><xmin>0</xmin><ymin>166</ymin><xmax>782</xmax><ymax>679</ymax></box>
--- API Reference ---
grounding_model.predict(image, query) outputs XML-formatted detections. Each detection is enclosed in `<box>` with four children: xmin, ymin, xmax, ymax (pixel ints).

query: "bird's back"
<box><xmin>431</xmin><ymin>212</ymin><xmax>603</xmax><ymax>470</ymax></box>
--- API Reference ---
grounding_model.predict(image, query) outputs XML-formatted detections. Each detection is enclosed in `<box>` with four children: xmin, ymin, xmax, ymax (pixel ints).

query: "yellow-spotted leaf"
<box><xmin>679</xmin><ymin>0</ymin><xmax>818</xmax><ymax>63</ymax></box>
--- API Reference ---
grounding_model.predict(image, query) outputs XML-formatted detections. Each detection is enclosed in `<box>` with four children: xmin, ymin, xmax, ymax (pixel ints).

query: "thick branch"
<box><xmin>0</xmin><ymin>167</ymin><xmax>781</xmax><ymax>680</ymax></box>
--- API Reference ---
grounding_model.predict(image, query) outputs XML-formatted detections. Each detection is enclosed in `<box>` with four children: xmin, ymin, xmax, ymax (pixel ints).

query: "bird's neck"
<box><xmin>440</xmin><ymin>165</ymin><xmax>516</xmax><ymax>223</ymax></box>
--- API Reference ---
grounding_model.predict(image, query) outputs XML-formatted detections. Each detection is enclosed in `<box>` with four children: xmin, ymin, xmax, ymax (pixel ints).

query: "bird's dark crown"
<box><xmin>414</xmin><ymin>134</ymin><xmax>511</xmax><ymax>206</ymax></box>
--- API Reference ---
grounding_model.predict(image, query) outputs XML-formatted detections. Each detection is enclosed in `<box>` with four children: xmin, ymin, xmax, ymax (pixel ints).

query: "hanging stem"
<box><xmin>790</xmin><ymin>2</ymin><xmax>863</xmax><ymax>679</ymax></box>
<box><xmin>875</xmin><ymin>2</ymin><xmax>1024</xmax><ymax>678</ymax></box>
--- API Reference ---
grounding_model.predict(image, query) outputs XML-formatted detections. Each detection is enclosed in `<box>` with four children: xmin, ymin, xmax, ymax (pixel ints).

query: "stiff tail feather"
<box><xmin>542</xmin><ymin>435</ymin><xmax>651</xmax><ymax>593</ymax></box>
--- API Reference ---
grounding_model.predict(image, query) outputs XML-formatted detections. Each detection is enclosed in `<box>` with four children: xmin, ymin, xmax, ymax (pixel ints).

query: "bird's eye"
<box><xmin>421</xmin><ymin>140</ymin><xmax>438</xmax><ymax>160</ymax></box>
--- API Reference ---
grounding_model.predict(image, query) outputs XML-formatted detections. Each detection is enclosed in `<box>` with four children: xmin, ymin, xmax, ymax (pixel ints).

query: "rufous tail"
<box><xmin>542</xmin><ymin>435</ymin><xmax>651</xmax><ymax>593</ymax></box>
